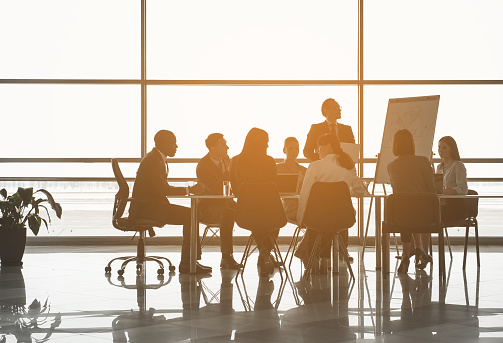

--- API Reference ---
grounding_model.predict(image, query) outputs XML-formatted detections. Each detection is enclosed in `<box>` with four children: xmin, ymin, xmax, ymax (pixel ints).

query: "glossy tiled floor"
<box><xmin>1</xmin><ymin>245</ymin><xmax>503</xmax><ymax>342</ymax></box>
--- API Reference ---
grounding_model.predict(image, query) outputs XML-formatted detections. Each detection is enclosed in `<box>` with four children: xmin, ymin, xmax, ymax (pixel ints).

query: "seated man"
<box><xmin>276</xmin><ymin>137</ymin><xmax>306</xmax><ymax>224</ymax></box>
<box><xmin>132</xmin><ymin>129</ymin><xmax>210</xmax><ymax>274</ymax></box>
<box><xmin>196</xmin><ymin>133</ymin><xmax>242</xmax><ymax>270</ymax></box>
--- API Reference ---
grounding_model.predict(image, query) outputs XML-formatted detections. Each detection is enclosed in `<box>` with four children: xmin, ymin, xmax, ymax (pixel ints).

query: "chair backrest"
<box><xmin>303</xmin><ymin>182</ymin><xmax>356</xmax><ymax>234</ymax></box>
<box><xmin>111</xmin><ymin>159</ymin><xmax>129</xmax><ymax>226</ymax></box>
<box><xmin>235</xmin><ymin>182</ymin><xmax>287</xmax><ymax>233</ymax></box>
<box><xmin>384</xmin><ymin>193</ymin><xmax>440</xmax><ymax>233</ymax></box>
<box><xmin>465</xmin><ymin>189</ymin><xmax>478</xmax><ymax>218</ymax></box>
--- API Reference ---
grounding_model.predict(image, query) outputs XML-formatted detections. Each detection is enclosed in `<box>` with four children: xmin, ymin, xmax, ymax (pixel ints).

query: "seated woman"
<box><xmin>387</xmin><ymin>129</ymin><xmax>436</xmax><ymax>273</ymax></box>
<box><xmin>229</xmin><ymin>127</ymin><xmax>279</xmax><ymax>275</ymax></box>
<box><xmin>276</xmin><ymin>137</ymin><xmax>307</xmax><ymax>224</ymax></box>
<box><xmin>436</xmin><ymin>136</ymin><xmax>468</xmax><ymax>221</ymax></box>
<box><xmin>295</xmin><ymin>133</ymin><xmax>367</xmax><ymax>271</ymax></box>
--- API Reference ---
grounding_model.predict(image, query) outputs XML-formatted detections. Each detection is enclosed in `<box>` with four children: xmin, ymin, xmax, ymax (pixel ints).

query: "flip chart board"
<box><xmin>375</xmin><ymin>95</ymin><xmax>440</xmax><ymax>184</ymax></box>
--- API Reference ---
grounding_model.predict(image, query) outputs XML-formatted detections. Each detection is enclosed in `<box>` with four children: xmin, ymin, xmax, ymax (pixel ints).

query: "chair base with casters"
<box><xmin>104</xmin><ymin>229</ymin><xmax>176</xmax><ymax>277</ymax></box>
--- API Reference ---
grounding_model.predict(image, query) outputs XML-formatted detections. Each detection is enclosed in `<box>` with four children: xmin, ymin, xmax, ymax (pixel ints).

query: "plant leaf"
<box><xmin>39</xmin><ymin>204</ymin><xmax>52</xmax><ymax>224</ymax></box>
<box><xmin>35</xmin><ymin>189</ymin><xmax>62</xmax><ymax>218</ymax></box>
<box><xmin>0</xmin><ymin>188</ymin><xmax>7</xmax><ymax>199</ymax></box>
<box><xmin>27</xmin><ymin>214</ymin><xmax>41</xmax><ymax>236</ymax></box>
<box><xmin>17</xmin><ymin>187</ymin><xmax>33</xmax><ymax>207</ymax></box>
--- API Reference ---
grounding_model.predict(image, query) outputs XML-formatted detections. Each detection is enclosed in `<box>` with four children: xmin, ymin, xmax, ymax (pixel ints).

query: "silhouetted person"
<box><xmin>196</xmin><ymin>133</ymin><xmax>242</xmax><ymax>270</ymax></box>
<box><xmin>276</xmin><ymin>137</ymin><xmax>307</xmax><ymax>224</ymax></box>
<box><xmin>229</xmin><ymin>128</ymin><xmax>279</xmax><ymax>273</ymax></box>
<box><xmin>303</xmin><ymin>98</ymin><xmax>355</xmax><ymax>162</ymax></box>
<box><xmin>436</xmin><ymin>136</ymin><xmax>468</xmax><ymax>221</ymax></box>
<box><xmin>132</xmin><ymin>130</ymin><xmax>210</xmax><ymax>274</ymax></box>
<box><xmin>387</xmin><ymin>129</ymin><xmax>436</xmax><ymax>273</ymax></box>
<box><xmin>296</xmin><ymin>133</ymin><xmax>366</xmax><ymax>270</ymax></box>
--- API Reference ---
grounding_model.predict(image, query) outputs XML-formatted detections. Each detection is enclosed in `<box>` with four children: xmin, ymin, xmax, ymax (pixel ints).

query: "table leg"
<box><xmin>333</xmin><ymin>235</ymin><xmax>339</xmax><ymax>274</ymax></box>
<box><xmin>190</xmin><ymin>198</ymin><xmax>198</xmax><ymax>274</ymax></box>
<box><xmin>375</xmin><ymin>196</ymin><xmax>382</xmax><ymax>270</ymax></box>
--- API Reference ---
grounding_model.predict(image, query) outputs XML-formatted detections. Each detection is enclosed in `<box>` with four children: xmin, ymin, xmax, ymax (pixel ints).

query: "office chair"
<box><xmin>442</xmin><ymin>189</ymin><xmax>480</xmax><ymax>269</ymax></box>
<box><xmin>235</xmin><ymin>182</ymin><xmax>287</xmax><ymax>274</ymax></box>
<box><xmin>301</xmin><ymin>182</ymin><xmax>356</xmax><ymax>279</ymax></box>
<box><xmin>105</xmin><ymin>159</ymin><xmax>175</xmax><ymax>276</ymax></box>
<box><xmin>382</xmin><ymin>193</ymin><xmax>443</xmax><ymax>277</ymax></box>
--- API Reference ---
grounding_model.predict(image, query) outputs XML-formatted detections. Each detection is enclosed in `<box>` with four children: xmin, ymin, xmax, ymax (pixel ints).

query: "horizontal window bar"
<box><xmin>2</xmin><ymin>79</ymin><xmax>503</xmax><ymax>85</ymax></box>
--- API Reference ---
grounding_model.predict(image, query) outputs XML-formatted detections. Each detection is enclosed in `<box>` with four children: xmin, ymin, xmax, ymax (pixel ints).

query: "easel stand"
<box><xmin>361</xmin><ymin>156</ymin><xmax>400</xmax><ymax>259</ymax></box>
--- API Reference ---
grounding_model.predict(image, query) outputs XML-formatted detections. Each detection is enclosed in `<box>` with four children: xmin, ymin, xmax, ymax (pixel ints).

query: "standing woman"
<box><xmin>229</xmin><ymin>128</ymin><xmax>278</xmax><ymax>274</ymax></box>
<box><xmin>436</xmin><ymin>136</ymin><xmax>468</xmax><ymax>221</ymax></box>
<box><xmin>387</xmin><ymin>129</ymin><xmax>436</xmax><ymax>273</ymax></box>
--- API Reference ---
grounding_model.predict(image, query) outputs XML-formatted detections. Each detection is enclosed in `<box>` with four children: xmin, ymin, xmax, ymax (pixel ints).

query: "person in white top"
<box><xmin>295</xmin><ymin>133</ymin><xmax>367</xmax><ymax>270</ymax></box>
<box><xmin>436</xmin><ymin>136</ymin><xmax>468</xmax><ymax>221</ymax></box>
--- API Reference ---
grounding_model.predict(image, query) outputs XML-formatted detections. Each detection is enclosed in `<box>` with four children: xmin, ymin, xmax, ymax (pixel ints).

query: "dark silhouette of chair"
<box><xmin>200</xmin><ymin>223</ymin><xmax>221</xmax><ymax>249</ymax></box>
<box><xmin>105</xmin><ymin>159</ymin><xmax>175</xmax><ymax>276</ymax></box>
<box><xmin>442</xmin><ymin>189</ymin><xmax>480</xmax><ymax>270</ymax></box>
<box><xmin>302</xmin><ymin>182</ymin><xmax>356</xmax><ymax>279</ymax></box>
<box><xmin>234</xmin><ymin>182</ymin><xmax>287</xmax><ymax>272</ymax></box>
<box><xmin>382</xmin><ymin>193</ymin><xmax>443</xmax><ymax>278</ymax></box>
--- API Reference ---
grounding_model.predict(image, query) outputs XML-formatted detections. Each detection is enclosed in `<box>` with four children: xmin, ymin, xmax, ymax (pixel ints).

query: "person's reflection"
<box><xmin>281</xmin><ymin>272</ymin><xmax>356</xmax><ymax>342</ymax></box>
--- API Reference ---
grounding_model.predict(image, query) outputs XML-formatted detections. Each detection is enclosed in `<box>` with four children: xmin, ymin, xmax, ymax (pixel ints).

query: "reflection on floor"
<box><xmin>1</xmin><ymin>245</ymin><xmax>503</xmax><ymax>342</ymax></box>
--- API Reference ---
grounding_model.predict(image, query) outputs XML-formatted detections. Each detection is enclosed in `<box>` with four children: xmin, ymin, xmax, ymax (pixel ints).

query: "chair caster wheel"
<box><xmin>157</xmin><ymin>268</ymin><xmax>164</xmax><ymax>275</ymax></box>
<box><xmin>118</xmin><ymin>269</ymin><xmax>125</xmax><ymax>276</ymax></box>
<box><xmin>169</xmin><ymin>265</ymin><xmax>176</xmax><ymax>272</ymax></box>
<box><xmin>118</xmin><ymin>276</ymin><xmax>125</xmax><ymax>282</ymax></box>
<box><xmin>169</xmin><ymin>271</ymin><xmax>176</xmax><ymax>277</ymax></box>
<box><xmin>105</xmin><ymin>272</ymin><xmax>111</xmax><ymax>278</ymax></box>
<box><xmin>105</xmin><ymin>266</ymin><xmax>112</xmax><ymax>273</ymax></box>
<box><xmin>157</xmin><ymin>274</ymin><xmax>164</xmax><ymax>281</ymax></box>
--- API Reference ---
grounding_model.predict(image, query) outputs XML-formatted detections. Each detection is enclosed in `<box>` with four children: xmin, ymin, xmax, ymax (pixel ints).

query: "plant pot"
<box><xmin>0</xmin><ymin>226</ymin><xmax>27</xmax><ymax>266</ymax></box>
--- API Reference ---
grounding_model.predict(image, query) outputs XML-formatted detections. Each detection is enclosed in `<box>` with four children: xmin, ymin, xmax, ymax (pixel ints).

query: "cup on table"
<box><xmin>223</xmin><ymin>181</ymin><xmax>231</xmax><ymax>196</ymax></box>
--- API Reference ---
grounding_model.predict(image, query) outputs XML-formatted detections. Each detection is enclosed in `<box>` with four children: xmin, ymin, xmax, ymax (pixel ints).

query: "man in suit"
<box><xmin>302</xmin><ymin>98</ymin><xmax>355</xmax><ymax>262</ymax></box>
<box><xmin>303</xmin><ymin>98</ymin><xmax>355</xmax><ymax>162</ymax></box>
<box><xmin>196</xmin><ymin>133</ymin><xmax>242</xmax><ymax>270</ymax></box>
<box><xmin>132</xmin><ymin>130</ymin><xmax>211</xmax><ymax>274</ymax></box>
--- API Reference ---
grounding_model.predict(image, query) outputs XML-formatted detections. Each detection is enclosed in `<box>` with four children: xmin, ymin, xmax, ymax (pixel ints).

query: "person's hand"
<box><xmin>443</xmin><ymin>188</ymin><xmax>457</xmax><ymax>195</ymax></box>
<box><xmin>189</xmin><ymin>183</ymin><xmax>206</xmax><ymax>195</ymax></box>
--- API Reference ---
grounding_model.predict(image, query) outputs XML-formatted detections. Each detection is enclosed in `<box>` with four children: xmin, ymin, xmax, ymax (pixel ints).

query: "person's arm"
<box><xmin>229</xmin><ymin>157</ymin><xmax>239</xmax><ymax>197</ymax></box>
<box><xmin>342</xmin><ymin>124</ymin><xmax>356</xmax><ymax>144</ymax></box>
<box><xmin>422</xmin><ymin>158</ymin><xmax>436</xmax><ymax>194</ymax></box>
<box><xmin>349</xmin><ymin>168</ymin><xmax>368</xmax><ymax>197</ymax></box>
<box><xmin>297</xmin><ymin>164</ymin><xmax>316</xmax><ymax>226</ymax></box>
<box><xmin>142</xmin><ymin>157</ymin><xmax>187</xmax><ymax>197</ymax></box>
<box><xmin>196</xmin><ymin>159</ymin><xmax>216</xmax><ymax>195</ymax></box>
<box><xmin>449</xmin><ymin>162</ymin><xmax>468</xmax><ymax>195</ymax></box>
<box><xmin>303</xmin><ymin>124</ymin><xmax>319</xmax><ymax>162</ymax></box>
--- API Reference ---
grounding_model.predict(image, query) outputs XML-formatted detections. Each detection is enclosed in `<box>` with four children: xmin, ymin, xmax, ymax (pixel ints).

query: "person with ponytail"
<box><xmin>295</xmin><ymin>133</ymin><xmax>367</xmax><ymax>270</ymax></box>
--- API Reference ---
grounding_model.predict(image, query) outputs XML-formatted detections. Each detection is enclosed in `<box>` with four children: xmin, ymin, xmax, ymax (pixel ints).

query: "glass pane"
<box><xmin>146</xmin><ymin>85</ymin><xmax>358</xmax><ymax>162</ymax></box>
<box><xmin>365</xmin><ymin>0</ymin><xmax>503</xmax><ymax>80</ymax></box>
<box><xmin>0</xmin><ymin>85</ymin><xmax>141</xmax><ymax>158</ymax></box>
<box><xmin>147</xmin><ymin>0</ymin><xmax>357</xmax><ymax>79</ymax></box>
<box><xmin>0</xmin><ymin>0</ymin><xmax>140</xmax><ymax>79</ymax></box>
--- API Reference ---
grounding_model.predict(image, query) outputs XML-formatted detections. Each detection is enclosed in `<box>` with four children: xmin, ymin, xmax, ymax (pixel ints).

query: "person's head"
<box><xmin>321</xmin><ymin>98</ymin><xmax>342</xmax><ymax>123</ymax></box>
<box><xmin>316</xmin><ymin>133</ymin><xmax>354</xmax><ymax>170</ymax></box>
<box><xmin>283</xmin><ymin>137</ymin><xmax>299</xmax><ymax>160</ymax></box>
<box><xmin>438</xmin><ymin>136</ymin><xmax>461</xmax><ymax>161</ymax></box>
<box><xmin>154</xmin><ymin>130</ymin><xmax>177</xmax><ymax>157</ymax></box>
<box><xmin>392</xmin><ymin>129</ymin><xmax>415</xmax><ymax>157</ymax></box>
<box><xmin>241</xmin><ymin>128</ymin><xmax>269</xmax><ymax>156</ymax></box>
<box><xmin>205</xmin><ymin>133</ymin><xmax>228</xmax><ymax>160</ymax></box>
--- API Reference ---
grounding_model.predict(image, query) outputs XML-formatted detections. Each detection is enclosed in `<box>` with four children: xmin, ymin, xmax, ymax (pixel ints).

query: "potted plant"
<box><xmin>0</xmin><ymin>187</ymin><xmax>62</xmax><ymax>266</ymax></box>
